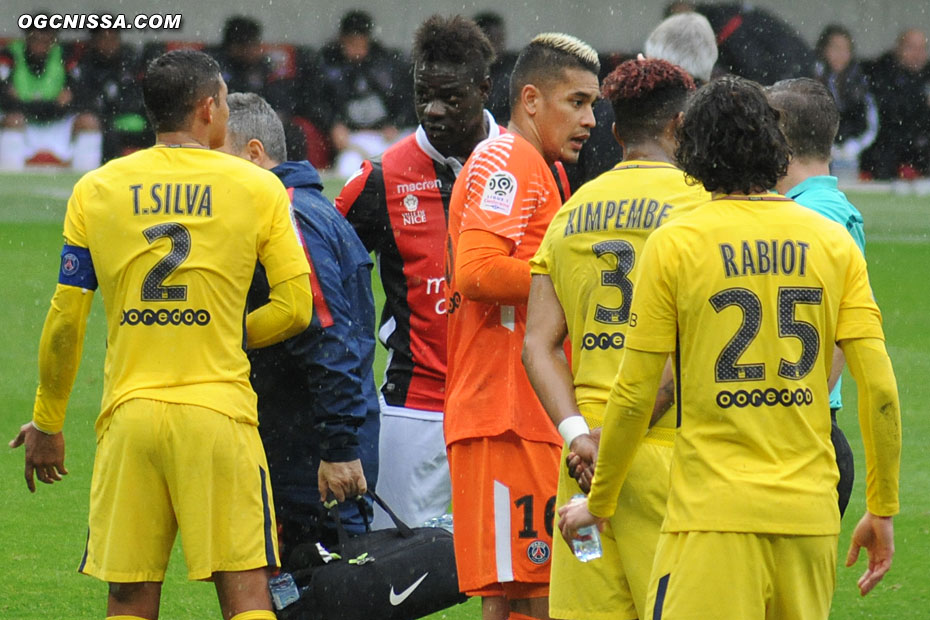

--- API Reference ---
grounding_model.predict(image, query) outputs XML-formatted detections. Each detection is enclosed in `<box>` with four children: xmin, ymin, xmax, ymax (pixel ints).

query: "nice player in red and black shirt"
<box><xmin>335</xmin><ymin>16</ymin><xmax>502</xmax><ymax>529</ymax></box>
<box><xmin>336</xmin><ymin>17</ymin><xmax>574</xmax><ymax>531</ymax></box>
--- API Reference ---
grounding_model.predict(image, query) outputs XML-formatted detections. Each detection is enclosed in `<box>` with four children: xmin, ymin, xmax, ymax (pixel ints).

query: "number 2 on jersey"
<box><xmin>141</xmin><ymin>223</ymin><xmax>191</xmax><ymax>301</ymax></box>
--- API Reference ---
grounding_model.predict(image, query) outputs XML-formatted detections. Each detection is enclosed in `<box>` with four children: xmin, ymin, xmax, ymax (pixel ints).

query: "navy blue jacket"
<box><xmin>248</xmin><ymin>161</ymin><xmax>379</xmax><ymax>521</ymax></box>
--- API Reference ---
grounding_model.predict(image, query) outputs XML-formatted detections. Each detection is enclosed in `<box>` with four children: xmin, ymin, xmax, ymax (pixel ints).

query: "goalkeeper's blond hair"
<box><xmin>509</xmin><ymin>32</ymin><xmax>600</xmax><ymax>104</ymax></box>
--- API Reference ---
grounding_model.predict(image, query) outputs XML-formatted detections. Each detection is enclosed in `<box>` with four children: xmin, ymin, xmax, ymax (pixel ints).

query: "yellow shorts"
<box><xmin>79</xmin><ymin>399</ymin><xmax>279</xmax><ymax>582</ymax></box>
<box><xmin>550</xmin><ymin>428</ymin><xmax>673</xmax><ymax>620</ymax></box>
<box><xmin>646</xmin><ymin>530</ymin><xmax>837</xmax><ymax>619</ymax></box>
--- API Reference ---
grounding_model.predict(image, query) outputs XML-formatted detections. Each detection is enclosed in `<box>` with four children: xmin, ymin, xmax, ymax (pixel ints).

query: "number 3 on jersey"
<box><xmin>592</xmin><ymin>239</ymin><xmax>635</xmax><ymax>325</ymax></box>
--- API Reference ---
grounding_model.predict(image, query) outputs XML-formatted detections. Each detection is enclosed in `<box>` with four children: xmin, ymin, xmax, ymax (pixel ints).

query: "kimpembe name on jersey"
<box><xmin>130</xmin><ymin>183</ymin><xmax>213</xmax><ymax>217</ymax></box>
<box><xmin>720</xmin><ymin>239</ymin><xmax>810</xmax><ymax>278</ymax></box>
<box><xmin>563</xmin><ymin>197</ymin><xmax>673</xmax><ymax>237</ymax></box>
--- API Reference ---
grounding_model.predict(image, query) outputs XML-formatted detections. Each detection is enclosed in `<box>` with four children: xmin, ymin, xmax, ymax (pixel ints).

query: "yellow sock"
<box><xmin>106</xmin><ymin>616</ymin><xmax>149</xmax><ymax>620</ymax></box>
<box><xmin>230</xmin><ymin>610</ymin><xmax>276</xmax><ymax>620</ymax></box>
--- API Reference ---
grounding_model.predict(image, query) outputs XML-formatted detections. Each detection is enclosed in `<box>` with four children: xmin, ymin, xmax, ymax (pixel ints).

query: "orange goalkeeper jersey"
<box><xmin>444</xmin><ymin>131</ymin><xmax>563</xmax><ymax>446</ymax></box>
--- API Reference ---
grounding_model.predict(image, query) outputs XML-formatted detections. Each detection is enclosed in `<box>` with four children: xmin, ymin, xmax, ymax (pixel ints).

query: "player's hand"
<box><xmin>9</xmin><ymin>421</ymin><xmax>68</xmax><ymax>493</ymax></box>
<box><xmin>318</xmin><ymin>459</ymin><xmax>367</xmax><ymax>504</ymax></box>
<box><xmin>846</xmin><ymin>511</ymin><xmax>894</xmax><ymax>596</ymax></box>
<box><xmin>566</xmin><ymin>427</ymin><xmax>600</xmax><ymax>493</ymax></box>
<box><xmin>557</xmin><ymin>496</ymin><xmax>606</xmax><ymax>549</ymax></box>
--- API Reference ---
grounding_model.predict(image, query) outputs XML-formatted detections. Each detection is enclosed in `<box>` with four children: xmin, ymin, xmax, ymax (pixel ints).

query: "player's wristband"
<box><xmin>558</xmin><ymin>415</ymin><xmax>590</xmax><ymax>447</ymax></box>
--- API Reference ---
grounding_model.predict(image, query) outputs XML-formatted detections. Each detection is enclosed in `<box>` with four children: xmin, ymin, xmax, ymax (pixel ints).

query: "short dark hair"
<box><xmin>413</xmin><ymin>15</ymin><xmax>495</xmax><ymax>81</ymax></box>
<box><xmin>222</xmin><ymin>16</ymin><xmax>262</xmax><ymax>48</ymax></box>
<box><xmin>340</xmin><ymin>10</ymin><xmax>373</xmax><ymax>36</ymax></box>
<box><xmin>509</xmin><ymin>33</ymin><xmax>600</xmax><ymax>106</ymax></box>
<box><xmin>473</xmin><ymin>11</ymin><xmax>504</xmax><ymax>32</ymax></box>
<box><xmin>143</xmin><ymin>50</ymin><xmax>222</xmax><ymax>133</ymax></box>
<box><xmin>676</xmin><ymin>76</ymin><xmax>790</xmax><ymax>194</ymax></box>
<box><xmin>602</xmin><ymin>58</ymin><xmax>695</xmax><ymax>144</ymax></box>
<box><xmin>765</xmin><ymin>78</ymin><xmax>838</xmax><ymax>161</ymax></box>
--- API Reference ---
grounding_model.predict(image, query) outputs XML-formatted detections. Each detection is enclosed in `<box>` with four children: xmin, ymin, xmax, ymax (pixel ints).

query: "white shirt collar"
<box><xmin>415</xmin><ymin>109</ymin><xmax>500</xmax><ymax>177</ymax></box>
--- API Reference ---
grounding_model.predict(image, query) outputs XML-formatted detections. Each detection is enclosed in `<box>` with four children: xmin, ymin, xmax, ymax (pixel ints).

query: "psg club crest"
<box><xmin>61</xmin><ymin>252</ymin><xmax>79</xmax><ymax>276</ymax></box>
<box><xmin>527</xmin><ymin>540</ymin><xmax>551</xmax><ymax>565</ymax></box>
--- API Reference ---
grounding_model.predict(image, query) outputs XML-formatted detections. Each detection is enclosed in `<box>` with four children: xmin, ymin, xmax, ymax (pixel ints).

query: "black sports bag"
<box><xmin>274</xmin><ymin>490</ymin><xmax>468</xmax><ymax>620</ymax></box>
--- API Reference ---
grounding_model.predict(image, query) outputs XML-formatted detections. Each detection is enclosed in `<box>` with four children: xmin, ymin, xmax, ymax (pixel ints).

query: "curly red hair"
<box><xmin>602</xmin><ymin>58</ymin><xmax>695</xmax><ymax>144</ymax></box>
<box><xmin>602</xmin><ymin>58</ymin><xmax>695</xmax><ymax>104</ymax></box>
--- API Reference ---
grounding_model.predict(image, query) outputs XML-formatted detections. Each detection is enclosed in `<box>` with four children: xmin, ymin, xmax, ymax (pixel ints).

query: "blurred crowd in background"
<box><xmin>1</xmin><ymin>4</ymin><xmax>928</xmax><ymax>186</ymax></box>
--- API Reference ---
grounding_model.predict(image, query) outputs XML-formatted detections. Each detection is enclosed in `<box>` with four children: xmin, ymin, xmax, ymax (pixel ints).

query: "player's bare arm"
<box><xmin>523</xmin><ymin>274</ymin><xmax>599</xmax><ymax>489</ymax></box>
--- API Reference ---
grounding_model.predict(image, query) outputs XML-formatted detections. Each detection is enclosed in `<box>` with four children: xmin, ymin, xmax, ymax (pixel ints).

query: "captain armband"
<box><xmin>58</xmin><ymin>245</ymin><xmax>98</xmax><ymax>290</ymax></box>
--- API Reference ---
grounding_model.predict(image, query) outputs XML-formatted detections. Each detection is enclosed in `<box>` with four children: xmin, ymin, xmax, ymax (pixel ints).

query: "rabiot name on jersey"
<box><xmin>720</xmin><ymin>239</ymin><xmax>810</xmax><ymax>278</ymax></box>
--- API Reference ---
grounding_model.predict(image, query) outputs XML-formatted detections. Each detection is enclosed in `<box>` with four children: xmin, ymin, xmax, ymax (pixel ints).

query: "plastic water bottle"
<box><xmin>569</xmin><ymin>494</ymin><xmax>602</xmax><ymax>562</ymax></box>
<box><xmin>422</xmin><ymin>512</ymin><xmax>454</xmax><ymax>533</ymax></box>
<box><xmin>269</xmin><ymin>572</ymin><xmax>300</xmax><ymax>610</ymax></box>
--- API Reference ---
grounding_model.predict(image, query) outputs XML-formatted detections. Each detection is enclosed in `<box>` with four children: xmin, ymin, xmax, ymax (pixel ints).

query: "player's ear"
<box><xmin>246</xmin><ymin>138</ymin><xmax>266</xmax><ymax>164</ymax></box>
<box><xmin>611</xmin><ymin>122</ymin><xmax>624</xmax><ymax>148</ymax></box>
<box><xmin>479</xmin><ymin>75</ymin><xmax>491</xmax><ymax>102</ymax></box>
<box><xmin>198</xmin><ymin>94</ymin><xmax>216</xmax><ymax>125</ymax></box>
<box><xmin>521</xmin><ymin>83</ymin><xmax>540</xmax><ymax>116</ymax></box>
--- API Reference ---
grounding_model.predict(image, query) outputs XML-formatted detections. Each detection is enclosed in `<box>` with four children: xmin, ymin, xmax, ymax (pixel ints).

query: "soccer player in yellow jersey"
<box><xmin>559</xmin><ymin>76</ymin><xmax>901</xmax><ymax>619</ymax></box>
<box><xmin>525</xmin><ymin>59</ymin><xmax>707</xmax><ymax>620</ymax></box>
<box><xmin>10</xmin><ymin>50</ymin><xmax>312</xmax><ymax>620</ymax></box>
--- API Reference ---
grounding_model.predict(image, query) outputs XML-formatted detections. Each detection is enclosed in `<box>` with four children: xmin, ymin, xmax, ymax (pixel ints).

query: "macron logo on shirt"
<box><xmin>479</xmin><ymin>171</ymin><xmax>518</xmax><ymax>216</ymax></box>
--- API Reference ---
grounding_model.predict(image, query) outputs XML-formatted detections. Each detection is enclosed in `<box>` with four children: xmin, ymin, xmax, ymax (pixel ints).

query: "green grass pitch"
<box><xmin>1</xmin><ymin>171</ymin><xmax>927</xmax><ymax>618</ymax></box>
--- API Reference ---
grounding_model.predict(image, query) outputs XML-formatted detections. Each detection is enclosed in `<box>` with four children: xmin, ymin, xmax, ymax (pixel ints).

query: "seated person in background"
<box><xmin>318</xmin><ymin>10</ymin><xmax>413</xmax><ymax>177</ymax></box>
<box><xmin>211</xmin><ymin>16</ymin><xmax>306</xmax><ymax>161</ymax></box>
<box><xmin>71</xmin><ymin>27</ymin><xmax>150</xmax><ymax>162</ymax></box>
<box><xmin>0</xmin><ymin>17</ymin><xmax>101</xmax><ymax>170</ymax></box>
<box><xmin>814</xmin><ymin>24</ymin><xmax>879</xmax><ymax>180</ymax></box>
<box><xmin>219</xmin><ymin>92</ymin><xmax>380</xmax><ymax>561</ymax></box>
<box><xmin>861</xmin><ymin>28</ymin><xmax>930</xmax><ymax>180</ymax></box>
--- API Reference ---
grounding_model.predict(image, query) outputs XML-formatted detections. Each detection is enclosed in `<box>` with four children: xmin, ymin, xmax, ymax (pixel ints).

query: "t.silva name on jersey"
<box><xmin>130</xmin><ymin>183</ymin><xmax>213</xmax><ymax>217</ymax></box>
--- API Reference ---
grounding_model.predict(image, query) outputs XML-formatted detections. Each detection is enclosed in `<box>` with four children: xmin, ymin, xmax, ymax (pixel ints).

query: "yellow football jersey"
<box><xmin>62</xmin><ymin>145</ymin><xmax>309</xmax><ymax>437</ymax></box>
<box><xmin>530</xmin><ymin>162</ymin><xmax>709</xmax><ymax>427</ymax></box>
<box><xmin>624</xmin><ymin>194</ymin><xmax>883</xmax><ymax>535</ymax></box>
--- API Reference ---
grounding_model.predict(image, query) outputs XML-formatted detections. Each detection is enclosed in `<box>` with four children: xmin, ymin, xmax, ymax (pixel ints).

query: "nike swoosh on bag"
<box><xmin>389</xmin><ymin>572</ymin><xmax>429</xmax><ymax>606</ymax></box>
